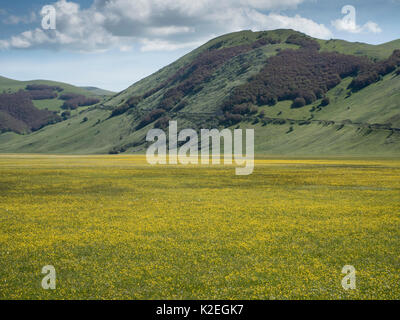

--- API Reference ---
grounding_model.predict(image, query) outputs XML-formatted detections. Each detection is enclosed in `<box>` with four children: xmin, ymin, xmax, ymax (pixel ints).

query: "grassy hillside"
<box><xmin>0</xmin><ymin>29</ymin><xmax>399</xmax><ymax>156</ymax></box>
<box><xmin>0</xmin><ymin>90</ymin><xmax>61</xmax><ymax>134</ymax></box>
<box><xmin>80</xmin><ymin>86</ymin><xmax>116</xmax><ymax>96</ymax></box>
<box><xmin>1</xmin><ymin>70</ymin><xmax>399</xmax><ymax>156</ymax></box>
<box><xmin>0</xmin><ymin>76</ymin><xmax>115</xmax><ymax>134</ymax></box>
<box><xmin>0</xmin><ymin>76</ymin><xmax>105</xmax><ymax>96</ymax></box>
<box><xmin>0</xmin><ymin>76</ymin><xmax>112</xmax><ymax>112</ymax></box>
<box><xmin>318</xmin><ymin>39</ymin><xmax>400</xmax><ymax>60</ymax></box>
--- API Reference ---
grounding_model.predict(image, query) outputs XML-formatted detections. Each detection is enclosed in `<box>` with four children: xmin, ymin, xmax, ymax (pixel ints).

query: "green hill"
<box><xmin>0</xmin><ymin>76</ymin><xmax>112</xmax><ymax>112</ymax></box>
<box><xmin>0</xmin><ymin>76</ymin><xmax>114</xmax><ymax>134</ymax></box>
<box><xmin>0</xmin><ymin>29</ymin><xmax>399</xmax><ymax>156</ymax></box>
<box><xmin>0</xmin><ymin>76</ymin><xmax>110</xmax><ymax>97</ymax></box>
<box><xmin>79</xmin><ymin>86</ymin><xmax>116</xmax><ymax>96</ymax></box>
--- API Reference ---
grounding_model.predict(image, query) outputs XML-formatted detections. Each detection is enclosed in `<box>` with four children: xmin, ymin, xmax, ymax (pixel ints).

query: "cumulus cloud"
<box><xmin>0</xmin><ymin>0</ymin><xmax>333</xmax><ymax>52</ymax></box>
<box><xmin>332</xmin><ymin>18</ymin><xmax>382</xmax><ymax>34</ymax></box>
<box><xmin>363</xmin><ymin>21</ymin><xmax>382</xmax><ymax>34</ymax></box>
<box><xmin>246</xmin><ymin>11</ymin><xmax>332</xmax><ymax>39</ymax></box>
<box><xmin>140</xmin><ymin>39</ymin><xmax>205</xmax><ymax>52</ymax></box>
<box><xmin>3</xmin><ymin>12</ymin><xmax>37</xmax><ymax>25</ymax></box>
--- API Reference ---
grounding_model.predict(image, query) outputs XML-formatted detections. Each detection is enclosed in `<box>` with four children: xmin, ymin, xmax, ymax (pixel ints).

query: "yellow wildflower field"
<box><xmin>0</xmin><ymin>155</ymin><xmax>399</xmax><ymax>300</ymax></box>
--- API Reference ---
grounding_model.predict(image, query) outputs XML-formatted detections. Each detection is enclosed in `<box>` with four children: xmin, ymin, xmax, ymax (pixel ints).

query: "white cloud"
<box><xmin>247</xmin><ymin>11</ymin><xmax>332</xmax><ymax>39</ymax></box>
<box><xmin>363</xmin><ymin>21</ymin><xmax>382</xmax><ymax>34</ymax></box>
<box><xmin>0</xmin><ymin>0</ymin><xmax>332</xmax><ymax>52</ymax></box>
<box><xmin>3</xmin><ymin>12</ymin><xmax>36</xmax><ymax>25</ymax></box>
<box><xmin>332</xmin><ymin>17</ymin><xmax>361</xmax><ymax>33</ymax></box>
<box><xmin>119</xmin><ymin>45</ymin><xmax>133</xmax><ymax>52</ymax></box>
<box><xmin>241</xmin><ymin>0</ymin><xmax>304</xmax><ymax>10</ymax></box>
<box><xmin>332</xmin><ymin>18</ymin><xmax>382</xmax><ymax>34</ymax></box>
<box><xmin>140</xmin><ymin>39</ymin><xmax>204</xmax><ymax>52</ymax></box>
<box><xmin>148</xmin><ymin>26</ymin><xmax>195</xmax><ymax>36</ymax></box>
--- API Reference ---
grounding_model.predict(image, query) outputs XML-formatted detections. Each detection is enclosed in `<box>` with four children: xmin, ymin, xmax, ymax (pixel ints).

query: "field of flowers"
<box><xmin>0</xmin><ymin>155</ymin><xmax>399</xmax><ymax>299</ymax></box>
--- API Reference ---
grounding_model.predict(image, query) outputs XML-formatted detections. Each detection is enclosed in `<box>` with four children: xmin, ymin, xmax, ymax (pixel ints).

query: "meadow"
<box><xmin>0</xmin><ymin>155</ymin><xmax>399</xmax><ymax>300</ymax></box>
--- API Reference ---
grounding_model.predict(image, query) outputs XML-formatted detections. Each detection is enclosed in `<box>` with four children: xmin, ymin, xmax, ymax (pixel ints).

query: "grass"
<box><xmin>0</xmin><ymin>76</ymin><xmax>112</xmax><ymax>115</ymax></box>
<box><xmin>0</xmin><ymin>155</ymin><xmax>399</xmax><ymax>300</ymax></box>
<box><xmin>32</xmin><ymin>99</ymin><xmax>65</xmax><ymax>111</ymax></box>
<box><xmin>0</xmin><ymin>76</ymin><xmax>104</xmax><ymax>97</ymax></box>
<box><xmin>318</xmin><ymin>38</ymin><xmax>400</xmax><ymax>60</ymax></box>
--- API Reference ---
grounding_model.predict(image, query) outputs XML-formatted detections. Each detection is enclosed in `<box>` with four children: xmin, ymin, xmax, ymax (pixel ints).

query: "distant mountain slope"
<box><xmin>0</xmin><ymin>76</ymin><xmax>101</xmax><ymax>97</ymax></box>
<box><xmin>0</xmin><ymin>76</ymin><xmax>107</xmax><ymax>133</ymax></box>
<box><xmin>0</xmin><ymin>29</ymin><xmax>399</xmax><ymax>156</ymax></box>
<box><xmin>0</xmin><ymin>76</ymin><xmax>105</xmax><ymax>111</ymax></box>
<box><xmin>318</xmin><ymin>38</ymin><xmax>400</xmax><ymax>60</ymax></box>
<box><xmin>0</xmin><ymin>90</ymin><xmax>60</xmax><ymax>133</ymax></box>
<box><xmin>79</xmin><ymin>86</ymin><xmax>115</xmax><ymax>96</ymax></box>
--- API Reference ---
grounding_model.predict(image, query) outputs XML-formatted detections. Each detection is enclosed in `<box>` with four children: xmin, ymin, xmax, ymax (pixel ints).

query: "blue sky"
<box><xmin>0</xmin><ymin>0</ymin><xmax>399</xmax><ymax>91</ymax></box>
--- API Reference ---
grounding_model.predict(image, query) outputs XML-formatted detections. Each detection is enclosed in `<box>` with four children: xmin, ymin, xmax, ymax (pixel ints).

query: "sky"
<box><xmin>0</xmin><ymin>0</ymin><xmax>399</xmax><ymax>92</ymax></box>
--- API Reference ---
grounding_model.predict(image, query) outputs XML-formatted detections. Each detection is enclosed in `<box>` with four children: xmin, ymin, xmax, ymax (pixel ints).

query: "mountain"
<box><xmin>0</xmin><ymin>29</ymin><xmax>399</xmax><ymax>156</ymax></box>
<box><xmin>79</xmin><ymin>86</ymin><xmax>116</xmax><ymax>96</ymax></box>
<box><xmin>0</xmin><ymin>76</ymin><xmax>112</xmax><ymax>133</ymax></box>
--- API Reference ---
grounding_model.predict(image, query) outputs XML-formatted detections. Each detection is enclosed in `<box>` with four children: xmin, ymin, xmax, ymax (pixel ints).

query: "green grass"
<box><xmin>0</xmin><ymin>76</ymin><xmax>102</xmax><ymax>97</ymax></box>
<box><xmin>32</xmin><ymin>99</ymin><xmax>65</xmax><ymax>111</ymax></box>
<box><xmin>256</xmin><ymin>72</ymin><xmax>400</xmax><ymax>128</ymax></box>
<box><xmin>318</xmin><ymin>39</ymin><xmax>400</xmax><ymax>60</ymax></box>
<box><xmin>313</xmin><ymin>74</ymin><xmax>400</xmax><ymax>127</ymax></box>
